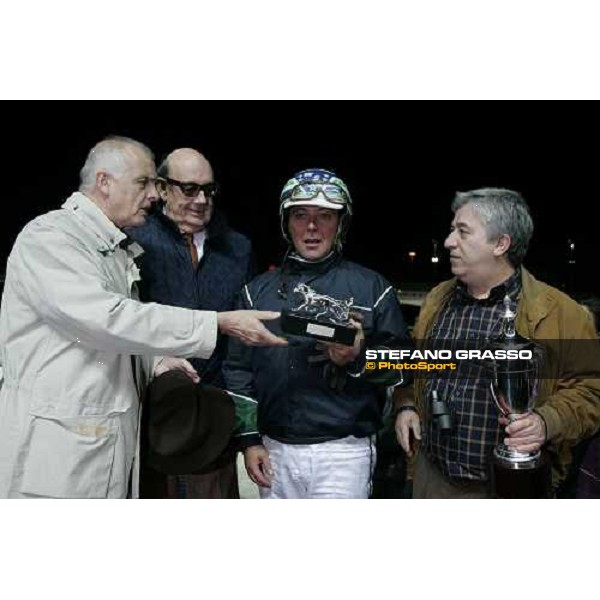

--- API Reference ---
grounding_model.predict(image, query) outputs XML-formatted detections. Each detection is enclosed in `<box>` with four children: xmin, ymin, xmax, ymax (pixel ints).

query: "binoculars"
<box><xmin>430</xmin><ymin>390</ymin><xmax>453</xmax><ymax>432</ymax></box>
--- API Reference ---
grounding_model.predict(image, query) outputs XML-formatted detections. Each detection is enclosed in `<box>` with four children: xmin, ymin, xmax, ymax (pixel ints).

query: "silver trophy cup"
<box><xmin>487</xmin><ymin>296</ymin><xmax>542</xmax><ymax>467</ymax></box>
<box><xmin>489</xmin><ymin>340</ymin><xmax>541</xmax><ymax>466</ymax></box>
<box><xmin>486</xmin><ymin>296</ymin><xmax>551</xmax><ymax>498</ymax></box>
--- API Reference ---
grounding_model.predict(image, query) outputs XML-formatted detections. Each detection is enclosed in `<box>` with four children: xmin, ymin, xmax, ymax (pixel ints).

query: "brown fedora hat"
<box><xmin>145</xmin><ymin>371</ymin><xmax>236</xmax><ymax>475</ymax></box>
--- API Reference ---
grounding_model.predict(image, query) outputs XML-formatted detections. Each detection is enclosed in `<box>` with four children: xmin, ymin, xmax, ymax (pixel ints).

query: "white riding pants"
<box><xmin>259</xmin><ymin>435</ymin><xmax>376</xmax><ymax>499</ymax></box>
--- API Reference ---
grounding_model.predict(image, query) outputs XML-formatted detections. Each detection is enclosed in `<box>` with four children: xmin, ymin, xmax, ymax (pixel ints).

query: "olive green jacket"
<box><xmin>395</xmin><ymin>268</ymin><xmax>600</xmax><ymax>487</ymax></box>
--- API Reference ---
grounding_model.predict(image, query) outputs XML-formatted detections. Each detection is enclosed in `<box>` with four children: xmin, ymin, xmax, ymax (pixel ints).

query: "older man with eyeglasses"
<box><xmin>0</xmin><ymin>137</ymin><xmax>285</xmax><ymax>499</ymax></box>
<box><xmin>128</xmin><ymin>147</ymin><xmax>256</xmax><ymax>499</ymax></box>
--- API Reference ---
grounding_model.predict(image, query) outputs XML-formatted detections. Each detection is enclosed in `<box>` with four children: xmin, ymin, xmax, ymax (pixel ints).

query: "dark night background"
<box><xmin>2</xmin><ymin>102</ymin><xmax>597</xmax><ymax>299</ymax></box>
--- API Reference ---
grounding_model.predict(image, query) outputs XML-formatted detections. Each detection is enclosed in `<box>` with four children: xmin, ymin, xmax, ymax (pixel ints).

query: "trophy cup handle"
<box><xmin>489</xmin><ymin>381</ymin><xmax>513</xmax><ymax>420</ymax></box>
<box><xmin>489</xmin><ymin>381</ymin><xmax>503</xmax><ymax>415</ymax></box>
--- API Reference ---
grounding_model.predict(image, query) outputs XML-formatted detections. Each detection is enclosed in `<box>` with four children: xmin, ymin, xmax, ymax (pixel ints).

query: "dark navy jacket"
<box><xmin>128</xmin><ymin>209</ymin><xmax>254</xmax><ymax>387</ymax></box>
<box><xmin>223</xmin><ymin>252</ymin><xmax>412</xmax><ymax>447</ymax></box>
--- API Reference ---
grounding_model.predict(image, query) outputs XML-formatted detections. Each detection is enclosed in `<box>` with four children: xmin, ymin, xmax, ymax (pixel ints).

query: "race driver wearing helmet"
<box><xmin>223</xmin><ymin>169</ymin><xmax>411</xmax><ymax>498</ymax></box>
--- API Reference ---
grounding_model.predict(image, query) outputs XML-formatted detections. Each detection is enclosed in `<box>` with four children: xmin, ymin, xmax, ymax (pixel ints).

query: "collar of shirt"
<box><xmin>285</xmin><ymin>250</ymin><xmax>342</xmax><ymax>275</ymax></box>
<box><xmin>191</xmin><ymin>230</ymin><xmax>207</xmax><ymax>261</ymax></box>
<box><xmin>454</xmin><ymin>267</ymin><xmax>521</xmax><ymax>306</ymax></box>
<box><xmin>63</xmin><ymin>192</ymin><xmax>144</xmax><ymax>258</ymax></box>
<box><xmin>159</xmin><ymin>206</ymin><xmax>208</xmax><ymax>260</ymax></box>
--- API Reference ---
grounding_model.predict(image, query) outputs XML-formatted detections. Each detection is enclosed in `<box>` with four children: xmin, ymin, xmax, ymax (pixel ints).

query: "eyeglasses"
<box><xmin>162</xmin><ymin>177</ymin><xmax>219</xmax><ymax>199</ymax></box>
<box><xmin>283</xmin><ymin>183</ymin><xmax>348</xmax><ymax>205</ymax></box>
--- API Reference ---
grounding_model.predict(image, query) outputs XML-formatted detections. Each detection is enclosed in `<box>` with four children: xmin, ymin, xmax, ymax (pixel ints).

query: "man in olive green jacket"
<box><xmin>395</xmin><ymin>188</ymin><xmax>600</xmax><ymax>497</ymax></box>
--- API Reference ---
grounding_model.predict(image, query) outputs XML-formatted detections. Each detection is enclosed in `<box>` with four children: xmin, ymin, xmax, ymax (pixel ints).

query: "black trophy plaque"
<box><xmin>280</xmin><ymin>283</ymin><xmax>357</xmax><ymax>346</ymax></box>
<box><xmin>490</xmin><ymin>451</ymin><xmax>552</xmax><ymax>499</ymax></box>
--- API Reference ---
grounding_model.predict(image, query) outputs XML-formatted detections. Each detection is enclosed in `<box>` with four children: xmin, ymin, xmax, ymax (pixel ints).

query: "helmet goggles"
<box><xmin>282</xmin><ymin>182</ymin><xmax>348</xmax><ymax>209</ymax></box>
<box><xmin>280</xmin><ymin>170</ymin><xmax>352</xmax><ymax>212</ymax></box>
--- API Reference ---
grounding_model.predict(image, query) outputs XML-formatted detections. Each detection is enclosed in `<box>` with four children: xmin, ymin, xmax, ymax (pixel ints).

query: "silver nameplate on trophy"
<box><xmin>306</xmin><ymin>323</ymin><xmax>335</xmax><ymax>338</ymax></box>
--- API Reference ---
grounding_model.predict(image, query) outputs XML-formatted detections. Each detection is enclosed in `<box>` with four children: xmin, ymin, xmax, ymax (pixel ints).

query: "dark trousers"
<box><xmin>140</xmin><ymin>456</ymin><xmax>240</xmax><ymax>499</ymax></box>
<box><xmin>413</xmin><ymin>452</ymin><xmax>490</xmax><ymax>499</ymax></box>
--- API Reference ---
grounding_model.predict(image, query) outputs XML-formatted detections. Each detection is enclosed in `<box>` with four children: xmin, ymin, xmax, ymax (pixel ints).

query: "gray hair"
<box><xmin>79</xmin><ymin>136</ymin><xmax>154</xmax><ymax>192</ymax></box>
<box><xmin>451</xmin><ymin>188</ymin><xmax>534</xmax><ymax>267</ymax></box>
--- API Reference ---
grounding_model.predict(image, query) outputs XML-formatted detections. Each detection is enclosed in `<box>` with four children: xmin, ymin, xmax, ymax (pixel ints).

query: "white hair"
<box><xmin>79</xmin><ymin>136</ymin><xmax>153</xmax><ymax>192</ymax></box>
